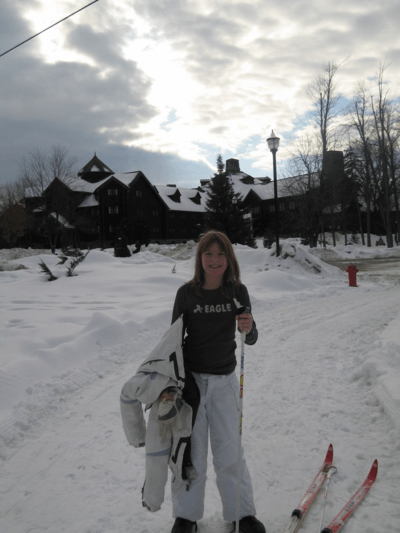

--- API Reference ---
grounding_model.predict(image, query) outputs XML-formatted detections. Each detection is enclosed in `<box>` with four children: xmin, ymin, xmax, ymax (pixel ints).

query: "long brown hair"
<box><xmin>187</xmin><ymin>231</ymin><xmax>241</xmax><ymax>296</ymax></box>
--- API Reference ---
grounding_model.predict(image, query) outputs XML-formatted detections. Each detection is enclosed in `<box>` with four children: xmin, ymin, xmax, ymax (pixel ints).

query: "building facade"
<box><xmin>23</xmin><ymin>151</ymin><xmax>355</xmax><ymax>248</ymax></box>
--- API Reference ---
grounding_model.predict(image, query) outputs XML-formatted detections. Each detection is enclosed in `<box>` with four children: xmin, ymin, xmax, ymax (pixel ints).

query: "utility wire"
<box><xmin>0</xmin><ymin>0</ymin><xmax>100</xmax><ymax>59</ymax></box>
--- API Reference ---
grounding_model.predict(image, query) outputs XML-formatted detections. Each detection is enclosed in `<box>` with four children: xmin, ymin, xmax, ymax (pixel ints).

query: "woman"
<box><xmin>161</xmin><ymin>231</ymin><xmax>265</xmax><ymax>533</ymax></box>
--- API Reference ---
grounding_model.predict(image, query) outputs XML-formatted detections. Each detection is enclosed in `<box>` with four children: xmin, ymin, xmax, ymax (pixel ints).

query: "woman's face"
<box><xmin>201</xmin><ymin>242</ymin><xmax>228</xmax><ymax>283</ymax></box>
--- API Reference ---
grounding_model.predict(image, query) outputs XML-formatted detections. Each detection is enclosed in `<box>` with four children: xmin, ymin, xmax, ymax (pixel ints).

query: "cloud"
<box><xmin>1</xmin><ymin>0</ymin><xmax>399</xmax><ymax>187</ymax></box>
<box><xmin>0</xmin><ymin>0</ymin><xmax>159</xmax><ymax>179</ymax></box>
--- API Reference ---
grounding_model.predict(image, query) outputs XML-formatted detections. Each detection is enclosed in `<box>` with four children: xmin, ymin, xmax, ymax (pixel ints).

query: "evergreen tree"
<box><xmin>203</xmin><ymin>172</ymin><xmax>256</xmax><ymax>247</ymax></box>
<box><xmin>216</xmin><ymin>154</ymin><xmax>225</xmax><ymax>175</ymax></box>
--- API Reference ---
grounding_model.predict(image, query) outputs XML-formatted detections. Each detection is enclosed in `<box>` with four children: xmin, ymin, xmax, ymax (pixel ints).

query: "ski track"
<box><xmin>249</xmin><ymin>285</ymin><xmax>400</xmax><ymax>533</ymax></box>
<box><xmin>1</xmin><ymin>284</ymin><xmax>400</xmax><ymax>532</ymax></box>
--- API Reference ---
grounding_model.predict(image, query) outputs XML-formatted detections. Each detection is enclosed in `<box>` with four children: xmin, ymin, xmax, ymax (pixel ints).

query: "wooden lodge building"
<box><xmin>24</xmin><ymin>151</ymin><xmax>355</xmax><ymax>247</ymax></box>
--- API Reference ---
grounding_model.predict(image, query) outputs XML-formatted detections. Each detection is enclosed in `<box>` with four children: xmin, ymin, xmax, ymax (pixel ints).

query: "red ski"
<box><xmin>321</xmin><ymin>459</ymin><xmax>378</xmax><ymax>533</ymax></box>
<box><xmin>282</xmin><ymin>444</ymin><xmax>334</xmax><ymax>533</ymax></box>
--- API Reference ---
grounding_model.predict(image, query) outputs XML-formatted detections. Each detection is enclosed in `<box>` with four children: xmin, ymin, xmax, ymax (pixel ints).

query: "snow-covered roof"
<box><xmin>68</xmin><ymin>172</ymin><xmax>140</xmax><ymax>194</ymax></box>
<box><xmin>50</xmin><ymin>212</ymin><xmax>74</xmax><ymax>229</ymax></box>
<box><xmin>78</xmin><ymin>154</ymin><xmax>114</xmax><ymax>175</ymax></box>
<box><xmin>206</xmin><ymin>172</ymin><xmax>320</xmax><ymax>202</ymax></box>
<box><xmin>155</xmin><ymin>185</ymin><xmax>206</xmax><ymax>212</ymax></box>
<box><xmin>111</xmin><ymin>172</ymin><xmax>140</xmax><ymax>187</ymax></box>
<box><xmin>77</xmin><ymin>194</ymin><xmax>99</xmax><ymax>208</ymax></box>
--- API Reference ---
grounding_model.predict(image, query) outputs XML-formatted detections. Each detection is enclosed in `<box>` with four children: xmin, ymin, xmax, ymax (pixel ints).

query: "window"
<box><xmin>91</xmin><ymin>207</ymin><xmax>99</xmax><ymax>216</ymax></box>
<box><xmin>289</xmin><ymin>202</ymin><xmax>295</xmax><ymax>210</ymax></box>
<box><xmin>109</xmin><ymin>225</ymin><xmax>118</xmax><ymax>233</ymax></box>
<box><xmin>109</xmin><ymin>206</ymin><xmax>119</xmax><ymax>214</ymax></box>
<box><xmin>252</xmin><ymin>206</ymin><xmax>261</xmax><ymax>215</ymax></box>
<box><xmin>108</xmin><ymin>189</ymin><xmax>118</xmax><ymax>196</ymax></box>
<box><xmin>136</xmin><ymin>190</ymin><xmax>143</xmax><ymax>197</ymax></box>
<box><xmin>279</xmin><ymin>203</ymin><xmax>285</xmax><ymax>211</ymax></box>
<box><xmin>153</xmin><ymin>210</ymin><xmax>159</xmax><ymax>216</ymax></box>
<box><xmin>269</xmin><ymin>204</ymin><xmax>275</xmax><ymax>212</ymax></box>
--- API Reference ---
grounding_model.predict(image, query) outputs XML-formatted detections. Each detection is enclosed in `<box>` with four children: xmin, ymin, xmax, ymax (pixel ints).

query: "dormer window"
<box><xmin>167</xmin><ymin>189</ymin><xmax>181</xmax><ymax>203</ymax></box>
<box><xmin>240</xmin><ymin>176</ymin><xmax>254</xmax><ymax>185</ymax></box>
<box><xmin>189</xmin><ymin>192</ymin><xmax>201</xmax><ymax>205</ymax></box>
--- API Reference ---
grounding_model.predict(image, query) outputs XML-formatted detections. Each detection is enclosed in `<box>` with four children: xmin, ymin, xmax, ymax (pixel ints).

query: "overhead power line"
<box><xmin>0</xmin><ymin>0</ymin><xmax>100</xmax><ymax>59</ymax></box>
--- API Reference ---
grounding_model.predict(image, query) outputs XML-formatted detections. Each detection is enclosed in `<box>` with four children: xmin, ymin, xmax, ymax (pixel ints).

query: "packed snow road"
<box><xmin>1</xmin><ymin>243</ymin><xmax>400</xmax><ymax>533</ymax></box>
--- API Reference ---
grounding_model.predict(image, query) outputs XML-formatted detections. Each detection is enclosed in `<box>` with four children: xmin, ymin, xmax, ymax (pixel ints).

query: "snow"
<box><xmin>1</xmin><ymin>238</ymin><xmax>400</xmax><ymax>533</ymax></box>
<box><xmin>155</xmin><ymin>185</ymin><xmax>206</xmax><ymax>213</ymax></box>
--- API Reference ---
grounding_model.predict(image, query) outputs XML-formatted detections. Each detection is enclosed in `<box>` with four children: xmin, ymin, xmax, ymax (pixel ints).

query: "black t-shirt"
<box><xmin>171</xmin><ymin>283</ymin><xmax>258</xmax><ymax>375</ymax></box>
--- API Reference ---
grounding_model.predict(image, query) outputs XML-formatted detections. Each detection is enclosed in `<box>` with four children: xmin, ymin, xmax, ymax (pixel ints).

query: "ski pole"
<box><xmin>234</xmin><ymin>305</ymin><xmax>250</xmax><ymax>533</ymax></box>
<box><xmin>318</xmin><ymin>466</ymin><xmax>337</xmax><ymax>533</ymax></box>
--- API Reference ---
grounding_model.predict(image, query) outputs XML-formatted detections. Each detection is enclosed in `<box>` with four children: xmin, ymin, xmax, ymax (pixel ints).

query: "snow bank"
<box><xmin>0</xmin><ymin>247</ymin><xmax>50</xmax><ymax>261</ymax></box>
<box><xmin>142</xmin><ymin>240</ymin><xmax>198</xmax><ymax>260</ymax></box>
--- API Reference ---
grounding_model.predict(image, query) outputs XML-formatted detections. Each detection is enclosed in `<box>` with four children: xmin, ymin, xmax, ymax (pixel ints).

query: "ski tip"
<box><xmin>325</xmin><ymin>443</ymin><xmax>334</xmax><ymax>464</ymax></box>
<box><xmin>364</xmin><ymin>459</ymin><xmax>378</xmax><ymax>486</ymax></box>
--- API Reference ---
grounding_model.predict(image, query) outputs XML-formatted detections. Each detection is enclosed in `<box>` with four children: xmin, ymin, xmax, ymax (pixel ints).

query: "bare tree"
<box><xmin>286</xmin><ymin>60</ymin><xmax>346</xmax><ymax>246</ymax></box>
<box><xmin>345</xmin><ymin>84</ymin><xmax>375</xmax><ymax>246</ymax></box>
<box><xmin>307</xmin><ymin>60</ymin><xmax>345</xmax><ymax>160</ymax></box>
<box><xmin>20</xmin><ymin>145</ymin><xmax>79</xmax><ymax>251</ymax></box>
<box><xmin>20</xmin><ymin>144</ymin><xmax>77</xmax><ymax>196</ymax></box>
<box><xmin>384</xmin><ymin>102</ymin><xmax>400</xmax><ymax>244</ymax></box>
<box><xmin>370</xmin><ymin>67</ymin><xmax>395</xmax><ymax>247</ymax></box>
<box><xmin>0</xmin><ymin>179</ymin><xmax>25</xmax><ymax>213</ymax></box>
<box><xmin>283</xmin><ymin>139</ymin><xmax>323</xmax><ymax>246</ymax></box>
<box><xmin>347</xmin><ymin>67</ymin><xmax>400</xmax><ymax>247</ymax></box>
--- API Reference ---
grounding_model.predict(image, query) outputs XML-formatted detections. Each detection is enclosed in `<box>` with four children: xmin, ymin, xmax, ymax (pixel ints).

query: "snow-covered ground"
<box><xmin>1</xmin><ymin>238</ymin><xmax>400</xmax><ymax>533</ymax></box>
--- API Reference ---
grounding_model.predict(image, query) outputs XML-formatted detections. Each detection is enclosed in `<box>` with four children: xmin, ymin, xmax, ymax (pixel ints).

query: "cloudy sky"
<box><xmin>1</xmin><ymin>0</ymin><xmax>399</xmax><ymax>188</ymax></box>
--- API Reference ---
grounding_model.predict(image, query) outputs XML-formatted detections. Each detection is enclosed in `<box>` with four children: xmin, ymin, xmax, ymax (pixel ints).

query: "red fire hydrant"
<box><xmin>346</xmin><ymin>263</ymin><xmax>359</xmax><ymax>287</ymax></box>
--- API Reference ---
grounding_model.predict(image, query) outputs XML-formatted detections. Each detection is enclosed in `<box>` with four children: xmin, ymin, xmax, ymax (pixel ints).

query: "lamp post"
<box><xmin>267</xmin><ymin>130</ymin><xmax>280</xmax><ymax>256</ymax></box>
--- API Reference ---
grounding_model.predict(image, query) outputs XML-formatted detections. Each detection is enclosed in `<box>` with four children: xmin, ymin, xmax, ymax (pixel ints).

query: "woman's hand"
<box><xmin>235</xmin><ymin>313</ymin><xmax>253</xmax><ymax>335</ymax></box>
<box><xmin>158</xmin><ymin>389</ymin><xmax>174</xmax><ymax>402</ymax></box>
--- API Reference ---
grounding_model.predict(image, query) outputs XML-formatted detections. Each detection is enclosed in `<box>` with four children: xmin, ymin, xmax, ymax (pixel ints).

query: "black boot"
<box><xmin>233</xmin><ymin>515</ymin><xmax>266</xmax><ymax>533</ymax></box>
<box><xmin>171</xmin><ymin>517</ymin><xmax>197</xmax><ymax>533</ymax></box>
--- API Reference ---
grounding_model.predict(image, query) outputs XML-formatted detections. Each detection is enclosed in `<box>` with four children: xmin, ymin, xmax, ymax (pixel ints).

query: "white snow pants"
<box><xmin>171</xmin><ymin>371</ymin><xmax>256</xmax><ymax>522</ymax></box>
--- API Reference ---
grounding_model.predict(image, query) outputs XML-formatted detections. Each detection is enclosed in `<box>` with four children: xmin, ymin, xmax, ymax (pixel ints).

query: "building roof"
<box><xmin>50</xmin><ymin>212</ymin><xmax>74</xmax><ymax>229</ymax></box>
<box><xmin>155</xmin><ymin>185</ymin><xmax>207</xmax><ymax>212</ymax></box>
<box><xmin>207</xmin><ymin>171</ymin><xmax>320</xmax><ymax>202</ymax></box>
<box><xmin>71</xmin><ymin>172</ymin><xmax>140</xmax><ymax>194</ymax></box>
<box><xmin>78</xmin><ymin>154</ymin><xmax>114</xmax><ymax>176</ymax></box>
<box><xmin>77</xmin><ymin>194</ymin><xmax>99</xmax><ymax>208</ymax></box>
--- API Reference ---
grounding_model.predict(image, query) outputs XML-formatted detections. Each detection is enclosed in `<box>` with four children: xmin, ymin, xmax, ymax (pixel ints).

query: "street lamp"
<box><xmin>267</xmin><ymin>130</ymin><xmax>280</xmax><ymax>256</ymax></box>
